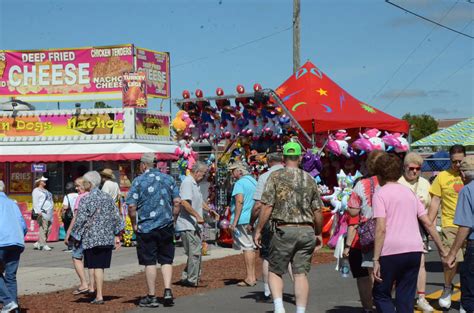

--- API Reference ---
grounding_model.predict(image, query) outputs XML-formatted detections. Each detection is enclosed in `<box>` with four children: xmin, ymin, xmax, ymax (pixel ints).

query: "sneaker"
<box><xmin>417</xmin><ymin>297</ymin><xmax>434</xmax><ymax>312</ymax></box>
<box><xmin>42</xmin><ymin>245</ymin><xmax>52</xmax><ymax>251</ymax></box>
<box><xmin>138</xmin><ymin>295</ymin><xmax>159</xmax><ymax>308</ymax></box>
<box><xmin>460</xmin><ymin>304</ymin><xmax>466</xmax><ymax>313</ymax></box>
<box><xmin>274</xmin><ymin>308</ymin><xmax>286</xmax><ymax>313</ymax></box>
<box><xmin>163</xmin><ymin>288</ymin><xmax>174</xmax><ymax>307</ymax></box>
<box><xmin>33</xmin><ymin>242</ymin><xmax>41</xmax><ymax>250</ymax></box>
<box><xmin>438</xmin><ymin>285</ymin><xmax>453</xmax><ymax>309</ymax></box>
<box><xmin>256</xmin><ymin>294</ymin><xmax>273</xmax><ymax>303</ymax></box>
<box><xmin>1</xmin><ymin>301</ymin><xmax>18</xmax><ymax>313</ymax></box>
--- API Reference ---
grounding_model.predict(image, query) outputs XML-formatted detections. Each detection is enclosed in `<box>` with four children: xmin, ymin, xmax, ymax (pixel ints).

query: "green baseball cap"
<box><xmin>283</xmin><ymin>142</ymin><xmax>302</xmax><ymax>156</ymax></box>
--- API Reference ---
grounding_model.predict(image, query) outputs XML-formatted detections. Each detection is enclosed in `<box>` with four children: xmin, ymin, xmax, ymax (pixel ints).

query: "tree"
<box><xmin>402</xmin><ymin>113</ymin><xmax>438</xmax><ymax>142</ymax></box>
<box><xmin>94</xmin><ymin>101</ymin><xmax>112</xmax><ymax>108</ymax></box>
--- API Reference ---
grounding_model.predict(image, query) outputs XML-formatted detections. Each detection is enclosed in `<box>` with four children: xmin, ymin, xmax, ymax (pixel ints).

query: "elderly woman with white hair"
<box><xmin>397</xmin><ymin>152</ymin><xmax>433</xmax><ymax>312</ymax></box>
<box><xmin>71</xmin><ymin>171</ymin><xmax>124</xmax><ymax>305</ymax></box>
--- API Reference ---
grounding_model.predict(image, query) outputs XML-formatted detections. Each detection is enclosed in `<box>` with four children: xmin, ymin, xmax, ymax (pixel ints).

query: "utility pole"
<box><xmin>293</xmin><ymin>0</ymin><xmax>301</xmax><ymax>73</ymax></box>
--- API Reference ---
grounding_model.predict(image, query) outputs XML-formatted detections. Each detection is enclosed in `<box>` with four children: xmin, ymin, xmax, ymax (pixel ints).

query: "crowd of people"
<box><xmin>0</xmin><ymin>144</ymin><xmax>473</xmax><ymax>313</ymax></box>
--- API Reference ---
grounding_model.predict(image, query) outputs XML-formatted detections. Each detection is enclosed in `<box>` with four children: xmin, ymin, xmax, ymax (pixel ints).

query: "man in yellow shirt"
<box><xmin>428</xmin><ymin>144</ymin><xmax>466</xmax><ymax>310</ymax></box>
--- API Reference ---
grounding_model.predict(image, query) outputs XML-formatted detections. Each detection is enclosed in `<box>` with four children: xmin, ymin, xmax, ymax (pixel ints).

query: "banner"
<box><xmin>135</xmin><ymin>111</ymin><xmax>170</xmax><ymax>137</ymax></box>
<box><xmin>135</xmin><ymin>48</ymin><xmax>170</xmax><ymax>98</ymax></box>
<box><xmin>122</xmin><ymin>71</ymin><xmax>147</xmax><ymax>108</ymax></box>
<box><xmin>0</xmin><ymin>44</ymin><xmax>134</xmax><ymax>99</ymax></box>
<box><xmin>0</xmin><ymin>112</ymin><xmax>124</xmax><ymax>137</ymax></box>
<box><xmin>21</xmin><ymin>203</ymin><xmax>60</xmax><ymax>242</ymax></box>
<box><xmin>9</xmin><ymin>163</ymin><xmax>33</xmax><ymax>194</ymax></box>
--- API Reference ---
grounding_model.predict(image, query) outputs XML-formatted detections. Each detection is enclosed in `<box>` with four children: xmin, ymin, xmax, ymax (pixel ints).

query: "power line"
<box><xmin>369</xmin><ymin>0</ymin><xmax>459</xmax><ymax>103</ymax></box>
<box><xmin>382</xmin><ymin>20</ymin><xmax>473</xmax><ymax>111</ymax></box>
<box><xmin>431</xmin><ymin>57</ymin><xmax>473</xmax><ymax>88</ymax></box>
<box><xmin>172</xmin><ymin>26</ymin><xmax>292</xmax><ymax>69</ymax></box>
<box><xmin>386</xmin><ymin>0</ymin><xmax>474</xmax><ymax>39</ymax></box>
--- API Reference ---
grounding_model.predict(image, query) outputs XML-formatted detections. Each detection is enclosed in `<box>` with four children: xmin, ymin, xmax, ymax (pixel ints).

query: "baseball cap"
<box><xmin>283</xmin><ymin>142</ymin><xmax>302</xmax><ymax>156</ymax></box>
<box><xmin>141</xmin><ymin>152</ymin><xmax>156</xmax><ymax>164</ymax></box>
<box><xmin>266</xmin><ymin>145</ymin><xmax>282</xmax><ymax>155</ymax></box>
<box><xmin>228</xmin><ymin>161</ymin><xmax>248</xmax><ymax>171</ymax></box>
<box><xmin>460</xmin><ymin>155</ymin><xmax>474</xmax><ymax>171</ymax></box>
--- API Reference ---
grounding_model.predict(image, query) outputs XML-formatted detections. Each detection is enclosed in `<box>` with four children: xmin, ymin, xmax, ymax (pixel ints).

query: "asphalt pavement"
<box><xmin>128</xmin><ymin>248</ymin><xmax>462</xmax><ymax>313</ymax></box>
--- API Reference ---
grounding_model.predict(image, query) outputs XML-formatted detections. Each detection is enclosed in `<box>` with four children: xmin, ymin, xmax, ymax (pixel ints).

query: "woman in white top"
<box><xmin>398</xmin><ymin>152</ymin><xmax>432</xmax><ymax>312</ymax></box>
<box><xmin>32</xmin><ymin>176</ymin><xmax>54</xmax><ymax>251</ymax></box>
<box><xmin>62</xmin><ymin>182</ymin><xmax>79</xmax><ymax>251</ymax></box>
<box><xmin>100</xmin><ymin>169</ymin><xmax>120</xmax><ymax>203</ymax></box>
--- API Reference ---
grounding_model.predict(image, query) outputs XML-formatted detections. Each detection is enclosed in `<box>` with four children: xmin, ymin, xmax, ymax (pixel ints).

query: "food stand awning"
<box><xmin>275</xmin><ymin>61</ymin><xmax>409</xmax><ymax>133</ymax></box>
<box><xmin>411</xmin><ymin>117</ymin><xmax>474</xmax><ymax>147</ymax></box>
<box><xmin>0</xmin><ymin>142</ymin><xmax>178</xmax><ymax>162</ymax></box>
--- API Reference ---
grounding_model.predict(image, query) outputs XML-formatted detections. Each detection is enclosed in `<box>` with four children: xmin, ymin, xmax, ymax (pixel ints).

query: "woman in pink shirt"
<box><xmin>372</xmin><ymin>154</ymin><xmax>446</xmax><ymax>313</ymax></box>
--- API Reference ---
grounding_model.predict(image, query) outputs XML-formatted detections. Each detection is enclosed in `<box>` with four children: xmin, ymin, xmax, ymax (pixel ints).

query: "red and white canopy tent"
<box><xmin>275</xmin><ymin>61</ymin><xmax>409</xmax><ymax>136</ymax></box>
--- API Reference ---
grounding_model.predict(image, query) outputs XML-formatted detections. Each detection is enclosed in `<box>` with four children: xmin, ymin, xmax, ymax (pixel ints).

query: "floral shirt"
<box><xmin>71</xmin><ymin>188</ymin><xmax>123</xmax><ymax>250</ymax></box>
<box><xmin>125</xmin><ymin>168</ymin><xmax>180</xmax><ymax>233</ymax></box>
<box><xmin>348</xmin><ymin>176</ymin><xmax>380</xmax><ymax>220</ymax></box>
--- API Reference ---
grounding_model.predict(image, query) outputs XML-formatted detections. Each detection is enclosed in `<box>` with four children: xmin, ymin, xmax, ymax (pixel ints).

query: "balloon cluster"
<box><xmin>175</xmin><ymin>84</ymin><xmax>299</xmax><ymax>146</ymax></box>
<box><xmin>325</xmin><ymin>128</ymin><xmax>409</xmax><ymax>157</ymax></box>
<box><xmin>175</xmin><ymin>139</ymin><xmax>198</xmax><ymax>178</ymax></box>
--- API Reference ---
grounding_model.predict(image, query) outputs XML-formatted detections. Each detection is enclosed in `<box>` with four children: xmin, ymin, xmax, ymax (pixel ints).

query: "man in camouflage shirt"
<box><xmin>254</xmin><ymin>142</ymin><xmax>323</xmax><ymax>313</ymax></box>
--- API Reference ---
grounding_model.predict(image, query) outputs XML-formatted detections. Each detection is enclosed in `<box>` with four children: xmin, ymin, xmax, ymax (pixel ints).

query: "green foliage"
<box><xmin>402</xmin><ymin>113</ymin><xmax>438</xmax><ymax>142</ymax></box>
<box><xmin>94</xmin><ymin>101</ymin><xmax>112</xmax><ymax>108</ymax></box>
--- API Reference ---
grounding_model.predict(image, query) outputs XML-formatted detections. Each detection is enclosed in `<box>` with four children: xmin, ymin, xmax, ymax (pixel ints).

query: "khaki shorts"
<box><xmin>442</xmin><ymin>227</ymin><xmax>464</xmax><ymax>262</ymax></box>
<box><xmin>232</xmin><ymin>224</ymin><xmax>256</xmax><ymax>251</ymax></box>
<box><xmin>268</xmin><ymin>226</ymin><xmax>316</xmax><ymax>276</ymax></box>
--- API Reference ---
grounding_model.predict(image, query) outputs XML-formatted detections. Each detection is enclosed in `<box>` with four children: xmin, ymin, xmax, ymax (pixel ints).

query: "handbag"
<box><xmin>62</xmin><ymin>195</ymin><xmax>74</xmax><ymax>225</ymax></box>
<box><xmin>358</xmin><ymin>177</ymin><xmax>376</xmax><ymax>251</ymax></box>
<box><xmin>31</xmin><ymin>195</ymin><xmax>47</xmax><ymax>221</ymax></box>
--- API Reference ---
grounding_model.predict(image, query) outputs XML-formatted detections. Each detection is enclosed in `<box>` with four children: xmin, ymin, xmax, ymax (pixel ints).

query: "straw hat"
<box><xmin>100</xmin><ymin>168</ymin><xmax>116</xmax><ymax>181</ymax></box>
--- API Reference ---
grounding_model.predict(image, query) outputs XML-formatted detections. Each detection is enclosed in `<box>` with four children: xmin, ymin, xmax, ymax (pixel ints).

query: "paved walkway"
<box><xmin>129</xmin><ymin>249</ymin><xmax>463</xmax><ymax>313</ymax></box>
<box><xmin>18</xmin><ymin>241</ymin><xmax>240</xmax><ymax>295</ymax></box>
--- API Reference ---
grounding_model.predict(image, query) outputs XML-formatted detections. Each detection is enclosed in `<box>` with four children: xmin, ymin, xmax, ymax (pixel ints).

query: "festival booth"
<box><xmin>0</xmin><ymin>44</ymin><xmax>176</xmax><ymax>242</ymax></box>
<box><xmin>275</xmin><ymin>60</ymin><xmax>409</xmax><ymax>247</ymax></box>
<box><xmin>171</xmin><ymin>60</ymin><xmax>409</xmax><ymax>248</ymax></box>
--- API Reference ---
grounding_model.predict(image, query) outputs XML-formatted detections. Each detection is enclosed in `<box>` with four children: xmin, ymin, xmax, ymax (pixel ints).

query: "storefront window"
<box><xmin>9</xmin><ymin>163</ymin><xmax>33</xmax><ymax>194</ymax></box>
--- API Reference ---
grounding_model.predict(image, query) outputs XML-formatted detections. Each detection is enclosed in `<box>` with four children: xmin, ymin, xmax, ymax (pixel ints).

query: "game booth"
<box><xmin>172</xmin><ymin>60</ymin><xmax>409</xmax><ymax>248</ymax></box>
<box><xmin>0</xmin><ymin>44</ymin><xmax>175</xmax><ymax>243</ymax></box>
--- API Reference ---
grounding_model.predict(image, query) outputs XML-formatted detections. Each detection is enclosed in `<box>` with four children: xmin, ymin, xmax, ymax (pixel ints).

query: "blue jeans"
<box><xmin>461</xmin><ymin>241</ymin><xmax>474</xmax><ymax>312</ymax></box>
<box><xmin>0</xmin><ymin>245</ymin><xmax>24</xmax><ymax>304</ymax></box>
<box><xmin>373</xmin><ymin>252</ymin><xmax>421</xmax><ymax>313</ymax></box>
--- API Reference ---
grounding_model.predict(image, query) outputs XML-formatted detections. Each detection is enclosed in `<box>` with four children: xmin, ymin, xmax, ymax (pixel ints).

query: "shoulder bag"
<box><xmin>358</xmin><ymin>177</ymin><xmax>376</xmax><ymax>251</ymax></box>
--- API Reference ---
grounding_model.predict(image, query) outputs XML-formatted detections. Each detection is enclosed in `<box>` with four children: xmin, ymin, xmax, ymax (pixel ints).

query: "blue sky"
<box><xmin>1</xmin><ymin>0</ymin><xmax>472</xmax><ymax>119</ymax></box>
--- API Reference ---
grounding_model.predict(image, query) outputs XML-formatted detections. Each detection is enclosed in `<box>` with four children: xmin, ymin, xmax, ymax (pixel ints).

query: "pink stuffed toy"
<box><xmin>327</xmin><ymin>130</ymin><xmax>351</xmax><ymax>158</ymax></box>
<box><xmin>363</xmin><ymin>128</ymin><xmax>385</xmax><ymax>151</ymax></box>
<box><xmin>393</xmin><ymin>133</ymin><xmax>409</xmax><ymax>152</ymax></box>
<box><xmin>382</xmin><ymin>131</ymin><xmax>401</xmax><ymax>152</ymax></box>
<box><xmin>352</xmin><ymin>133</ymin><xmax>374</xmax><ymax>154</ymax></box>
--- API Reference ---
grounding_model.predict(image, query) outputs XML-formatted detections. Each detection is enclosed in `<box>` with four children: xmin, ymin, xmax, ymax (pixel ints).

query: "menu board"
<box><xmin>9</xmin><ymin>163</ymin><xmax>33</xmax><ymax>194</ymax></box>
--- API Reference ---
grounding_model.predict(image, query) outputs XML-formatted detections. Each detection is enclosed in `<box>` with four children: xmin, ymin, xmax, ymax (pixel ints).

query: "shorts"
<box><xmin>348</xmin><ymin>248</ymin><xmax>369</xmax><ymax>278</ymax></box>
<box><xmin>72</xmin><ymin>243</ymin><xmax>84</xmax><ymax>260</ymax></box>
<box><xmin>259</xmin><ymin>223</ymin><xmax>272</xmax><ymax>260</ymax></box>
<box><xmin>442</xmin><ymin>227</ymin><xmax>464</xmax><ymax>262</ymax></box>
<box><xmin>233</xmin><ymin>224</ymin><xmax>256</xmax><ymax>251</ymax></box>
<box><xmin>361</xmin><ymin>249</ymin><xmax>374</xmax><ymax>268</ymax></box>
<box><xmin>268</xmin><ymin>226</ymin><xmax>316</xmax><ymax>276</ymax></box>
<box><xmin>84</xmin><ymin>246</ymin><xmax>113</xmax><ymax>269</ymax></box>
<box><xmin>136</xmin><ymin>223</ymin><xmax>175</xmax><ymax>266</ymax></box>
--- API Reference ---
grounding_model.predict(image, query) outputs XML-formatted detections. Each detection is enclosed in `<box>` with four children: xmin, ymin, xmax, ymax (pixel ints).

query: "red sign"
<box><xmin>135</xmin><ymin>48</ymin><xmax>170</xmax><ymax>98</ymax></box>
<box><xmin>122</xmin><ymin>72</ymin><xmax>147</xmax><ymax>108</ymax></box>
<box><xmin>21</xmin><ymin>202</ymin><xmax>60</xmax><ymax>242</ymax></box>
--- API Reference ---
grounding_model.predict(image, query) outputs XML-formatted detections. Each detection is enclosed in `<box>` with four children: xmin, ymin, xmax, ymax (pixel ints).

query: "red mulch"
<box><xmin>18</xmin><ymin>251</ymin><xmax>334</xmax><ymax>312</ymax></box>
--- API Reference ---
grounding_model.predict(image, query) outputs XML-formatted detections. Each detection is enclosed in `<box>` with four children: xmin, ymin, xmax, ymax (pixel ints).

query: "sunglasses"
<box><xmin>451</xmin><ymin>160</ymin><xmax>463</xmax><ymax>164</ymax></box>
<box><xmin>408</xmin><ymin>167</ymin><xmax>421</xmax><ymax>171</ymax></box>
